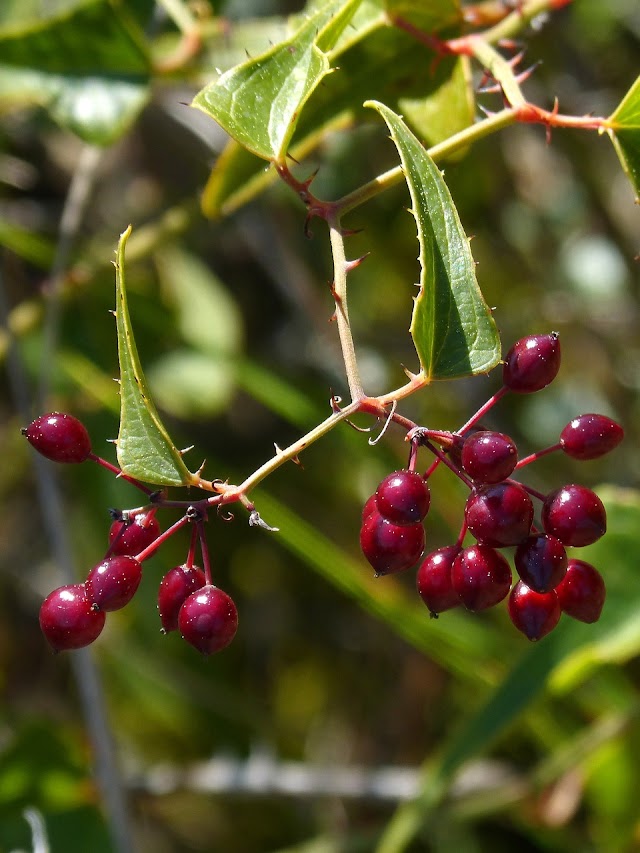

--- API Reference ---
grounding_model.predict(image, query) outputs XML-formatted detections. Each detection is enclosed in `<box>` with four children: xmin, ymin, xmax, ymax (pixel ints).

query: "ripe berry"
<box><xmin>514</xmin><ymin>534</ymin><xmax>567</xmax><ymax>593</ymax></box>
<box><xmin>39</xmin><ymin>584</ymin><xmax>106</xmax><ymax>651</ymax></box>
<box><xmin>555</xmin><ymin>559</ymin><xmax>606</xmax><ymax>623</ymax></box>
<box><xmin>464</xmin><ymin>482</ymin><xmax>534</xmax><ymax>547</ymax></box>
<box><xmin>416</xmin><ymin>546</ymin><xmax>461</xmax><ymax>616</ymax></box>
<box><xmin>508</xmin><ymin>581</ymin><xmax>561</xmax><ymax>641</ymax></box>
<box><xmin>109</xmin><ymin>511</ymin><xmax>161</xmax><ymax>558</ymax></box>
<box><xmin>452</xmin><ymin>544</ymin><xmax>512</xmax><ymax>611</ymax></box>
<box><xmin>86</xmin><ymin>555</ymin><xmax>143</xmax><ymax>612</ymax></box>
<box><xmin>461</xmin><ymin>431</ymin><xmax>518</xmax><ymax>484</ymax></box>
<box><xmin>362</xmin><ymin>494</ymin><xmax>378</xmax><ymax>522</ymax></box>
<box><xmin>502</xmin><ymin>332</ymin><xmax>561</xmax><ymax>393</ymax></box>
<box><xmin>542</xmin><ymin>485</ymin><xmax>606</xmax><ymax>547</ymax></box>
<box><xmin>158</xmin><ymin>564</ymin><xmax>207</xmax><ymax>632</ymax></box>
<box><xmin>375</xmin><ymin>470</ymin><xmax>430</xmax><ymax>525</ymax></box>
<box><xmin>22</xmin><ymin>412</ymin><xmax>91</xmax><ymax>463</ymax></box>
<box><xmin>560</xmin><ymin>414</ymin><xmax>624</xmax><ymax>460</ymax></box>
<box><xmin>178</xmin><ymin>585</ymin><xmax>238</xmax><ymax>655</ymax></box>
<box><xmin>360</xmin><ymin>511</ymin><xmax>425</xmax><ymax>576</ymax></box>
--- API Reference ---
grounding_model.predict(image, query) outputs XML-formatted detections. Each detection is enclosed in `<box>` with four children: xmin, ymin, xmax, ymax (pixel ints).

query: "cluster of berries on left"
<box><xmin>23</xmin><ymin>413</ymin><xmax>238</xmax><ymax>655</ymax></box>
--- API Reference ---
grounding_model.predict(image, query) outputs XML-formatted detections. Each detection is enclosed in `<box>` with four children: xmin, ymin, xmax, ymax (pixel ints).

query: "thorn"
<box><xmin>179</xmin><ymin>445</ymin><xmax>195</xmax><ymax>455</ymax></box>
<box><xmin>330</xmin><ymin>394</ymin><xmax>342</xmax><ymax>413</ymax></box>
<box><xmin>328</xmin><ymin>311</ymin><xmax>337</xmax><ymax>323</ymax></box>
<box><xmin>369</xmin><ymin>400</ymin><xmax>397</xmax><ymax>446</ymax></box>
<box><xmin>506</xmin><ymin>49</ymin><xmax>526</xmax><ymax>70</ymax></box>
<box><xmin>195</xmin><ymin>459</ymin><xmax>207</xmax><ymax>476</ymax></box>
<box><xmin>402</xmin><ymin>365</ymin><xmax>418</xmax><ymax>380</ymax></box>
<box><xmin>301</xmin><ymin>167</ymin><xmax>320</xmax><ymax>189</ymax></box>
<box><xmin>274</xmin><ymin>442</ymin><xmax>284</xmax><ymax>456</ymax></box>
<box><xmin>329</xmin><ymin>282</ymin><xmax>342</xmax><ymax>304</ymax></box>
<box><xmin>291</xmin><ymin>455</ymin><xmax>303</xmax><ymax>468</ymax></box>
<box><xmin>478</xmin><ymin>104</ymin><xmax>498</xmax><ymax>118</ymax></box>
<box><xmin>514</xmin><ymin>61</ymin><xmax>541</xmax><ymax>86</ymax></box>
<box><xmin>345</xmin><ymin>253</ymin><xmax>369</xmax><ymax>272</ymax></box>
<box><xmin>477</xmin><ymin>80</ymin><xmax>502</xmax><ymax>95</ymax></box>
<box><xmin>340</xmin><ymin>226</ymin><xmax>363</xmax><ymax>237</ymax></box>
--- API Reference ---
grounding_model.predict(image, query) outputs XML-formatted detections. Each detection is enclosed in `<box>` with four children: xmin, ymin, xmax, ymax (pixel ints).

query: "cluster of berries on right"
<box><xmin>360</xmin><ymin>333</ymin><xmax>623</xmax><ymax>641</ymax></box>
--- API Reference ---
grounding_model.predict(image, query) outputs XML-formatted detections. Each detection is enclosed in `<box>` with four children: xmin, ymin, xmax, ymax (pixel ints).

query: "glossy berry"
<box><xmin>502</xmin><ymin>332</ymin><xmax>561</xmax><ymax>393</ymax></box>
<box><xmin>362</xmin><ymin>494</ymin><xmax>378</xmax><ymax>522</ymax></box>
<box><xmin>22</xmin><ymin>412</ymin><xmax>91</xmax><ymax>463</ymax></box>
<box><xmin>39</xmin><ymin>584</ymin><xmax>106</xmax><ymax>651</ymax></box>
<box><xmin>555</xmin><ymin>559</ymin><xmax>606</xmax><ymax>623</ymax></box>
<box><xmin>178</xmin><ymin>585</ymin><xmax>238</xmax><ymax>655</ymax></box>
<box><xmin>508</xmin><ymin>581</ymin><xmax>561</xmax><ymax>641</ymax></box>
<box><xmin>452</xmin><ymin>544</ymin><xmax>512</xmax><ymax>611</ymax></box>
<box><xmin>461</xmin><ymin>431</ymin><xmax>518</xmax><ymax>484</ymax></box>
<box><xmin>465</xmin><ymin>482</ymin><xmax>534</xmax><ymax>547</ymax></box>
<box><xmin>514</xmin><ymin>534</ymin><xmax>567</xmax><ymax>593</ymax></box>
<box><xmin>109</xmin><ymin>511</ymin><xmax>161</xmax><ymax>558</ymax></box>
<box><xmin>560</xmin><ymin>414</ymin><xmax>624</xmax><ymax>460</ymax></box>
<box><xmin>542</xmin><ymin>485</ymin><xmax>606</xmax><ymax>547</ymax></box>
<box><xmin>360</xmin><ymin>511</ymin><xmax>425</xmax><ymax>576</ymax></box>
<box><xmin>158</xmin><ymin>564</ymin><xmax>207</xmax><ymax>632</ymax></box>
<box><xmin>416</xmin><ymin>546</ymin><xmax>461</xmax><ymax>616</ymax></box>
<box><xmin>375</xmin><ymin>470</ymin><xmax>430</xmax><ymax>526</ymax></box>
<box><xmin>86</xmin><ymin>555</ymin><xmax>142</xmax><ymax>612</ymax></box>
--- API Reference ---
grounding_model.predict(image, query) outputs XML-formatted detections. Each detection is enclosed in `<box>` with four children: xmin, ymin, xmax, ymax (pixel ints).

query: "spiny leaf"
<box><xmin>607</xmin><ymin>75</ymin><xmax>640</xmax><ymax>201</ymax></box>
<box><xmin>366</xmin><ymin>101</ymin><xmax>500</xmax><ymax>379</ymax></box>
<box><xmin>115</xmin><ymin>226</ymin><xmax>194</xmax><ymax>487</ymax></box>
<box><xmin>191</xmin><ymin>0</ymin><xmax>363</xmax><ymax>162</ymax></box>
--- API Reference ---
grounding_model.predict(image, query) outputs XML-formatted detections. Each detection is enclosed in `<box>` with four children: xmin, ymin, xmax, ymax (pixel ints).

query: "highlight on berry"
<box><xmin>23</xmin><ymin>334</ymin><xmax>623</xmax><ymax>652</ymax></box>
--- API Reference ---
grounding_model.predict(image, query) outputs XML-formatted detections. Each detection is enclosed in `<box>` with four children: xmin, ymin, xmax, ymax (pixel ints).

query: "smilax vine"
<box><xmin>22</xmin><ymin>0</ymin><xmax>637</xmax><ymax>654</ymax></box>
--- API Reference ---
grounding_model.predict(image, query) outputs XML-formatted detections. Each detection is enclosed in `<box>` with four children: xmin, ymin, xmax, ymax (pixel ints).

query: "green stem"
<box><xmin>155</xmin><ymin>0</ymin><xmax>199</xmax><ymax>35</ymax></box>
<box><xmin>328</xmin><ymin>214</ymin><xmax>365</xmax><ymax>401</ymax></box>
<box><xmin>336</xmin><ymin>108</ymin><xmax>517</xmax><ymax>216</ymax></box>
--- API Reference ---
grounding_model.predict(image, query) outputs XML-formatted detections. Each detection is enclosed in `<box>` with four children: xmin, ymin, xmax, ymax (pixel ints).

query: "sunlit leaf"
<box><xmin>192</xmin><ymin>0</ymin><xmax>363</xmax><ymax>161</ymax></box>
<box><xmin>115</xmin><ymin>226</ymin><xmax>194</xmax><ymax>486</ymax></box>
<box><xmin>0</xmin><ymin>0</ymin><xmax>151</xmax><ymax>145</ymax></box>
<box><xmin>367</xmin><ymin>100</ymin><xmax>500</xmax><ymax>379</ymax></box>
<box><xmin>608</xmin><ymin>75</ymin><xmax>640</xmax><ymax>201</ymax></box>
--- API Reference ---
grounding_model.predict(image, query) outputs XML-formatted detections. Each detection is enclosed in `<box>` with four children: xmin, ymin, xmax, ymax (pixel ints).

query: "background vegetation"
<box><xmin>0</xmin><ymin>0</ymin><xmax>638</xmax><ymax>851</ymax></box>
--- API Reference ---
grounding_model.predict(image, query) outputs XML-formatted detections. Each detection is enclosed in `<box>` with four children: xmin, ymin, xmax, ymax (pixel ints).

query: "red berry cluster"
<box><xmin>360</xmin><ymin>334</ymin><xmax>622</xmax><ymax>641</ymax></box>
<box><xmin>23</xmin><ymin>414</ymin><xmax>238</xmax><ymax>655</ymax></box>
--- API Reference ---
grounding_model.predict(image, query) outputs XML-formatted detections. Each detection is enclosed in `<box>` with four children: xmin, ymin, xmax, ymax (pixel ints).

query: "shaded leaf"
<box><xmin>608</xmin><ymin>74</ymin><xmax>640</xmax><ymax>201</ymax></box>
<box><xmin>192</xmin><ymin>0</ymin><xmax>363</xmax><ymax>161</ymax></box>
<box><xmin>0</xmin><ymin>0</ymin><xmax>151</xmax><ymax>145</ymax></box>
<box><xmin>384</xmin><ymin>0</ymin><xmax>461</xmax><ymax>32</ymax></box>
<box><xmin>115</xmin><ymin>226</ymin><xmax>194</xmax><ymax>486</ymax></box>
<box><xmin>367</xmin><ymin>100</ymin><xmax>500</xmax><ymax>379</ymax></box>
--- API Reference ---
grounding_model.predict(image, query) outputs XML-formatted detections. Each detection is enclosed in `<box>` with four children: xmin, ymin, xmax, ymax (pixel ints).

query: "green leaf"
<box><xmin>384</xmin><ymin>0</ymin><xmax>461</xmax><ymax>31</ymax></box>
<box><xmin>200</xmin><ymin>3</ymin><xmax>474</xmax><ymax>218</ymax></box>
<box><xmin>608</xmin><ymin>75</ymin><xmax>640</xmax><ymax>201</ymax></box>
<box><xmin>366</xmin><ymin>101</ymin><xmax>500</xmax><ymax>379</ymax></box>
<box><xmin>192</xmin><ymin>0</ymin><xmax>363</xmax><ymax>162</ymax></box>
<box><xmin>0</xmin><ymin>0</ymin><xmax>151</xmax><ymax>145</ymax></box>
<box><xmin>114</xmin><ymin>226</ymin><xmax>194</xmax><ymax>486</ymax></box>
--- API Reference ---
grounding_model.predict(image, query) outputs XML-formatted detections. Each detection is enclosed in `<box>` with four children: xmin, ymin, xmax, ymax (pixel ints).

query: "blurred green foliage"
<box><xmin>0</xmin><ymin>1</ymin><xmax>638</xmax><ymax>852</ymax></box>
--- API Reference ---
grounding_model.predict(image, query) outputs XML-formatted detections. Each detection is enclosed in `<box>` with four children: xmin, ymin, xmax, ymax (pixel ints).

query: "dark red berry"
<box><xmin>108</xmin><ymin>511</ymin><xmax>161</xmax><ymax>558</ymax></box>
<box><xmin>464</xmin><ymin>482</ymin><xmax>534</xmax><ymax>547</ymax></box>
<box><xmin>22</xmin><ymin>412</ymin><xmax>91</xmax><ymax>463</ymax></box>
<box><xmin>514</xmin><ymin>534</ymin><xmax>567</xmax><ymax>593</ymax></box>
<box><xmin>360</xmin><ymin>511</ymin><xmax>425</xmax><ymax>576</ymax></box>
<box><xmin>508</xmin><ymin>581</ymin><xmax>561</xmax><ymax>641</ymax></box>
<box><xmin>416</xmin><ymin>546</ymin><xmax>461</xmax><ymax>616</ymax></box>
<box><xmin>542</xmin><ymin>485</ymin><xmax>606</xmax><ymax>547</ymax></box>
<box><xmin>375</xmin><ymin>470</ymin><xmax>430</xmax><ymax>525</ymax></box>
<box><xmin>178</xmin><ymin>585</ymin><xmax>238</xmax><ymax>655</ymax></box>
<box><xmin>555</xmin><ymin>559</ymin><xmax>606</xmax><ymax>623</ymax></box>
<box><xmin>502</xmin><ymin>332</ymin><xmax>561</xmax><ymax>393</ymax></box>
<box><xmin>452</xmin><ymin>544</ymin><xmax>512</xmax><ymax>611</ymax></box>
<box><xmin>158</xmin><ymin>564</ymin><xmax>207</xmax><ymax>632</ymax></box>
<box><xmin>362</xmin><ymin>494</ymin><xmax>378</xmax><ymax>522</ymax></box>
<box><xmin>39</xmin><ymin>584</ymin><xmax>106</xmax><ymax>651</ymax></box>
<box><xmin>86</xmin><ymin>555</ymin><xmax>142</xmax><ymax>612</ymax></box>
<box><xmin>560</xmin><ymin>414</ymin><xmax>624</xmax><ymax>460</ymax></box>
<box><xmin>461</xmin><ymin>431</ymin><xmax>518</xmax><ymax>484</ymax></box>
